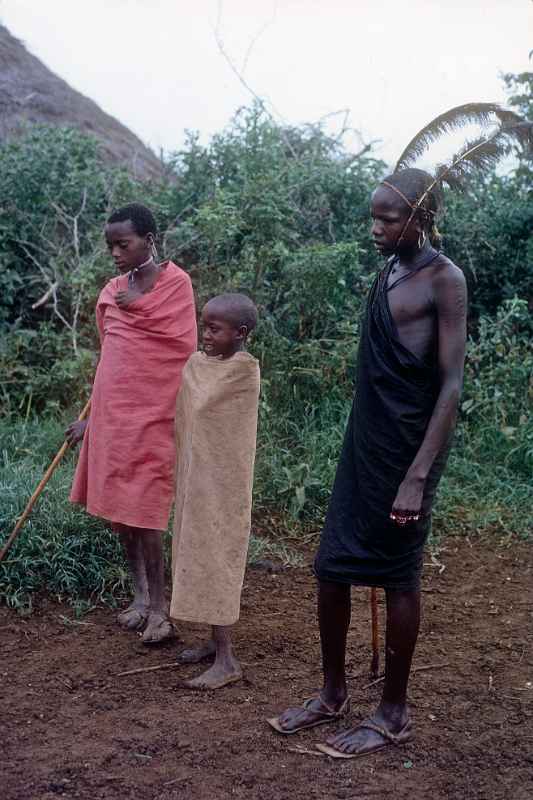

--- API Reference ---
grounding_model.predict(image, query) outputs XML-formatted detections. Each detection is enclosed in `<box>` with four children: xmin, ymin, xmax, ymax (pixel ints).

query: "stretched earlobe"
<box><xmin>147</xmin><ymin>234</ymin><xmax>158</xmax><ymax>261</ymax></box>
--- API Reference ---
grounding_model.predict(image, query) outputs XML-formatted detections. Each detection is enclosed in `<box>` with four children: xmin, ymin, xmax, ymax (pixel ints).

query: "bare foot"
<box><xmin>270</xmin><ymin>694</ymin><xmax>349</xmax><ymax>734</ymax></box>
<box><xmin>176</xmin><ymin>640</ymin><xmax>216</xmax><ymax>664</ymax></box>
<box><xmin>181</xmin><ymin>661</ymin><xmax>242</xmax><ymax>690</ymax></box>
<box><xmin>140</xmin><ymin>611</ymin><xmax>174</xmax><ymax>644</ymax></box>
<box><xmin>116</xmin><ymin>603</ymin><xmax>148</xmax><ymax>631</ymax></box>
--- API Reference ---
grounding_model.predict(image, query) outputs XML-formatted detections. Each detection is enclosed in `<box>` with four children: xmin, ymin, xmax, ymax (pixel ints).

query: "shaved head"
<box><xmin>204</xmin><ymin>293</ymin><xmax>258</xmax><ymax>333</ymax></box>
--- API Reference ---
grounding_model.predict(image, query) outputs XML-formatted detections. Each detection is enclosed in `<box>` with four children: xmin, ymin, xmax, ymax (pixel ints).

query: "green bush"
<box><xmin>1</xmin><ymin>87</ymin><xmax>531</xmax><ymax>608</ymax></box>
<box><xmin>442</xmin><ymin>177</ymin><xmax>533</xmax><ymax>317</ymax></box>
<box><xmin>461</xmin><ymin>297</ymin><xmax>533</xmax><ymax>478</ymax></box>
<box><xmin>0</xmin><ymin>126</ymin><xmax>163</xmax><ymax>415</ymax></box>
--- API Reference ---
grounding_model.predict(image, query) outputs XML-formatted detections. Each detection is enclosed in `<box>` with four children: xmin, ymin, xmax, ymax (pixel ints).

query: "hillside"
<box><xmin>0</xmin><ymin>24</ymin><xmax>163</xmax><ymax>179</ymax></box>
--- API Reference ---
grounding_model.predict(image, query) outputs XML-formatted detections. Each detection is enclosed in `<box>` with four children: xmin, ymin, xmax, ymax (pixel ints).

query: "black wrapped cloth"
<box><xmin>315</xmin><ymin>251</ymin><xmax>451</xmax><ymax>591</ymax></box>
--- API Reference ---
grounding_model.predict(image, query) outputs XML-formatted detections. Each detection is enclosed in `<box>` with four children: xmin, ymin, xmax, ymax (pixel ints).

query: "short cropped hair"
<box><xmin>107</xmin><ymin>203</ymin><xmax>157</xmax><ymax>237</ymax></box>
<box><xmin>205</xmin><ymin>293</ymin><xmax>258</xmax><ymax>333</ymax></box>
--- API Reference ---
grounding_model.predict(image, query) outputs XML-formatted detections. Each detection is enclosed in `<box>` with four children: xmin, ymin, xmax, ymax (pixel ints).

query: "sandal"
<box><xmin>315</xmin><ymin>718</ymin><xmax>413</xmax><ymax>759</ymax></box>
<box><xmin>267</xmin><ymin>694</ymin><xmax>351</xmax><ymax>735</ymax></box>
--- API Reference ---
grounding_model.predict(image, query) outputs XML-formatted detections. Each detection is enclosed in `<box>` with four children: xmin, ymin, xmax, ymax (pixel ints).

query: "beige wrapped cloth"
<box><xmin>170</xmin><ymin>351</ymin><xmax>260</xmax><ymax>626</ymax></box>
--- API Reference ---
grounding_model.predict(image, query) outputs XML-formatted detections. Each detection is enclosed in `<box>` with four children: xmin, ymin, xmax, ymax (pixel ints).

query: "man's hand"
<box><xmin>390</xmin><ymin>475</ymin><xmax>425</xmax><ymax>526</ymax></box>
<box><xmin>65</xmin><ymin>420</ymin><xmax>88</xmax><ymax>446</ymax></box>
<box><xmin>115</xmin><ymin>287</ymin><xmax>141</xmax><ymax>309</ymax></box>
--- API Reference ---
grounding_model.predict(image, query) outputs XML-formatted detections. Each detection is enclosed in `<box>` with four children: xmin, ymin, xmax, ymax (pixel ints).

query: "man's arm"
<box><xmin>392</xmin><ymin>264</ymin><xmax>467</xmax><ymax>517</ymax></box>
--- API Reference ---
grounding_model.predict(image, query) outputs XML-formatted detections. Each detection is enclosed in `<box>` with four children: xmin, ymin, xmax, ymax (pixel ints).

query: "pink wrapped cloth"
<box><xmin>70</xmin><ymin>261</ymin><xmax>197</xmax><ymax>530</ymax></box>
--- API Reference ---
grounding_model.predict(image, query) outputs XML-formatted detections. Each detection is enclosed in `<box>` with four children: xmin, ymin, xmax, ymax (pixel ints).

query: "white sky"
<box><xmin>1</xmin><ymin>0</ymin><xmax>531</xmax><ymax>168</ymax></box>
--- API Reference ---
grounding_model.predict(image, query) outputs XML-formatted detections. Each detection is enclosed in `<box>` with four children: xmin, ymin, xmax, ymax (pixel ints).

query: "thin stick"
<box><xmin>116</xmin><ymin>662</ymin><xmax>179</xmax><ymax>677</ymax></box>
<box><xmin>0</xmin><ymin>399</ymin><xmax>91</xmax><ymax>563</ymax></box>
<box><xmin>362</xmin><ymin>661</ymin><xmax>450</xmax><ymax>690</ymax></box>
<box><xmin>370</xmin><ymin>587</ymin><xmax>379</xmax><ymax>678</ymax></box>
<box><xmin>287</xmin><ymin>746</ymin><xmax>325</xmax><ymax>757</ymax></box>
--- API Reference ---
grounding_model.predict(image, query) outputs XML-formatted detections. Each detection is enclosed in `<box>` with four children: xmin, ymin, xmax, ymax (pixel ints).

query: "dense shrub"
<box><xmin>0</xmin><ymin>126</ymin><xmax>162</xmax><ymax>414</ymax></box>
<box><xmin>0</xmin><ymin>88</ymin><xmax>531</xmax><ymax>606</ymax></box>
<box><xmin>443</xmin><ymin>177</ymin><xmax>533</xmax><ymax>317</ymax></box>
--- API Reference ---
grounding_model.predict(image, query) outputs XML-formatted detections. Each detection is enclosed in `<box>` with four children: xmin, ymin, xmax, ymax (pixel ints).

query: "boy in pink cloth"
<box><xmin>67</xmin><ymin>204</ymin><xmax>197</xmax><ymax>644</ymax></box>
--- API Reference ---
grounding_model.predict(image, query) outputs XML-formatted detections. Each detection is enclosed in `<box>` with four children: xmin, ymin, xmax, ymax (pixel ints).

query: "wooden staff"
<box><xmin>0</xmin><ymin>399</ymin><xmax>91</xmax><ymax>563</ymax></box>
<box><xmin>370</xmin><ymin>586</ymin><xmax>379</xmax><ymax>678</ymax></box>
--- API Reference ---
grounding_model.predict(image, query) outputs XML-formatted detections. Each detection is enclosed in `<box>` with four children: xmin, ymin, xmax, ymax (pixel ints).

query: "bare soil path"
<box><xmin>1</xmin><ymin>536</ymin><xmax>532</xmax><ymax>800</ymax></box>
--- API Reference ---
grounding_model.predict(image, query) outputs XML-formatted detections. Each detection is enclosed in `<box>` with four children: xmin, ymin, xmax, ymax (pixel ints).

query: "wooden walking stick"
<box><xmin>370</xmin><ymin>587</ymin><xmax>380</xmax><ymax>678</ymax></box>
<box><xmin>0</xmin><ymin>399</ymin><xmax>91</xmax><ymax>563</ymax></box>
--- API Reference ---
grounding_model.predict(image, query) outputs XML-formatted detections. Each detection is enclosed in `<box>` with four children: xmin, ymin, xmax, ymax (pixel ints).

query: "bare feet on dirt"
<box><xmin>140</xmin><ymin>611</ymin><xmax>174</xmax><ymax>644</ymax></box>
<box><xmin>116</xmin><ymin>603</ymin><xmax>148</xmax><ymax>630</ymax></box>
<box><xmin>2</xmin><ymin>538</ymin><xmax>531</xmax><ymax>799</ymax></box>
<box><xmin>182</xmin><ymin>659</ymin><xmax>242</xmax><ymax>690</ymax></box>
<box><xmin>175</xmin><ymin>640</ymin><xmax>216</xmax><ymax>664</ymax></box>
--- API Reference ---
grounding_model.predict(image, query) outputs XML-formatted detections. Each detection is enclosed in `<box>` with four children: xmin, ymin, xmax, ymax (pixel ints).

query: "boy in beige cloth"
<box><xmin>170</xmin><ymin>293</ymin><xmax>260</xmax><ymax>689</ymax></box>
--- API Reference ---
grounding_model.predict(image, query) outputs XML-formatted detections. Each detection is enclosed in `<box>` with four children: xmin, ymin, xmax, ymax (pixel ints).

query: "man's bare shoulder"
<box><xmin>430</xmin><ymin>254</ymin><xmax>467</xmax><ymax>293</ymax></box>
<box><xmin>428</xmin><ymin>255</ymin><xmax>467</xmax><ymax>322</ymax></box>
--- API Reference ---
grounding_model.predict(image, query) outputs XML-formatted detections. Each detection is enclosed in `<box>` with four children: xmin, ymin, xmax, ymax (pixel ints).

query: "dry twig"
<box><xmin>116</xmin><ymin>662</ymin><xmax>180</xmax><ymax>677</ymax></box>
<box><xmin>361</xmin><ymin>661</ymin><xmax>450</xmax><ymax>690</ymax></box>
<box><xmin>287</xmin><ymin>745</ymin><xmax>325</xmax><ymax>757</ymax></box>
<box><xmin>370</xmin><ymin>587</ymin><xmax>379</xmax><ymax>678</ymax></box>
<box><xmin>0</xmin><ymin>399</ymin><xmax>91</xmax><ymax>563</ymax></box>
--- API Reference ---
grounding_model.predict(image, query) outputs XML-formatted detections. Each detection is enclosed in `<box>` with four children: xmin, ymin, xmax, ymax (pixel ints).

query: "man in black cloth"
<box><xmin>268</xmin><ymin>168</ymin><xmax>467</xmax><ymax>758</ymax></box>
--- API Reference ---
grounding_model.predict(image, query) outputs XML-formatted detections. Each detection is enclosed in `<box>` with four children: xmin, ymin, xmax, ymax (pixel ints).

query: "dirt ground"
<box><xmin>1</xmin><ymin>536</ymin><xmax>532</xmax><ymax>800</ymax></box>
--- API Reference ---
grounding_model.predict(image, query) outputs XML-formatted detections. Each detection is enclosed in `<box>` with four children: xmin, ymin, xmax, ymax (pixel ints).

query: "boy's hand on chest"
<box><xmin>115</xmin><ymin>287</ymin><xmax>142</xmax><ymax>308</ymax></box>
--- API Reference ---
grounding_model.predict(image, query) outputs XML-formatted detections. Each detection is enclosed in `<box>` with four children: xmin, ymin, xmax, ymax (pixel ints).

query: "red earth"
<box><xmin>1</xmin><ymin>535</ymin><xmax>532</xmax><ymax>800</ymax></box>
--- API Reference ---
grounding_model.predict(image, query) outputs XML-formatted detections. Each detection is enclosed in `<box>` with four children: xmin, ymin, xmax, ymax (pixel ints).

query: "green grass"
<box><xmin>256</xmin><ymin>393</ymin><xmax>533</xmax><ymax>543</ymax></box>
<box><xmin>1</xmin><ymin>395</ymin><xmax>531</xmax><ymax>612</ymax></box>
<box><xmin>433</xmin><ymin>431</ymin><xmax>533</xmax><ymax>539</ymax></box>
<box><xmin>0</xmin><ymin>417</ymin><xmax>304</xmax><ymax>611</ymax></box>
<box><xmin>0</xmin><ymin>418</ymin><xmax>128</xmax><ymax>611</ymax></box>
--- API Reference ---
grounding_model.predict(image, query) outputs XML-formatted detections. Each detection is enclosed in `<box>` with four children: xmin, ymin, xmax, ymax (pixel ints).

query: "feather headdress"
<box><xmin>388</xmin><ymin>103</ymin><xmax>532</xmax><ymax>243</ymax></box>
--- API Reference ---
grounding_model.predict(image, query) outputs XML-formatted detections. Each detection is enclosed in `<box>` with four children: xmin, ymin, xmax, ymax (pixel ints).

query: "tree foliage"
<box><xmin>0</xmin><ymin>79</ymin><xmax>530</xmax><ymax>519</ymax></box>
<box><xmin>0</xmin><ymin>80</ymin><xmax>532</xmax><ymax>606</ymax></box>
<box><xmin>0</xmin><ymin>127</ymin><xmax>159</xmax><ymax>414</ymax></box>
